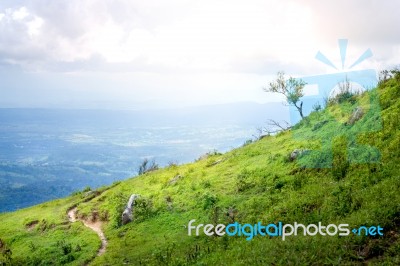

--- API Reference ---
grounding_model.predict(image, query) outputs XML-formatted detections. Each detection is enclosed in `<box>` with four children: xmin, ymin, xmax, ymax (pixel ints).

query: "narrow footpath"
<box><xmin>67</xmin><ymin>207</ymin><xmax>107</xmax><ymax>256</ymax></box>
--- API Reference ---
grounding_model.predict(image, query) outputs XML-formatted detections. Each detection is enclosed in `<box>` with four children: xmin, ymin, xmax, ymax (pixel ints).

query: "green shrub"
<box><xmin>201</xmin><ymin>180</ymin><xmax>212</xmax><ymax>188</ymax></box>
<box><xmin>312</xmin><ymin>120</ymin><xmax>329</xmax><ymax>131</ymax></box>
<box><xmin>331</xmin><ymin>137</ymin><xmax>350</xmax><ymax>181</ymax></box>
<box><xmin>243</xmin><ymin>139</ymin><xmax>253</xmax><ymax>146</ymax></box>
<box><xmin>235</xmin><ymin>169</ymin><xmax>255</xmax><ymax>192</ymax></box>
<box><xmin>331</xmin><ymin>185</ymin><xmax>354</xmax><ymax>216</ymax></box>
<box><xmin>138</xmin><ymin>158</ymin><xmax>159</xmax><ymax>175</ymax></box>
<box><xmin>312</xmin><ymin>102</ymin><xmax>322</xmax><ymax>112</ymax></box>
<box><xmin>83</xmin><ymin>186</ymin><xmax>91</xmax><ymax>192</ymax></box>
<box><xmin>108</xmin><ymin>192</ymin><xmax>129</xmax><ymax>228</ymax></box>
<box><xmin>202</xmin><ymin>193</ymin><xmax>218</xmax><ymax>210</ymax></box>
<box><xmin>133</xmin><ymin>197</ymin><xmax>156</xmax><ymax>222</ymax></box>
<box><xmin>0</xmin><ymin>238</ymin><xmax>12</xmax><ymax>265</ymax></box>
<box><xmin>329</xmin><ymin>79</ymin><xmax>359</xmax><ymax>105</ymax></box>
<box><xmin>57</xmin><ymin>240</ymin><xmax>72</xmax><ymax>255</ymax></box>
<box><xmin>274</xmin><ymin>180</ymin><xmax>286</xmax><ymax>190</ymax></box>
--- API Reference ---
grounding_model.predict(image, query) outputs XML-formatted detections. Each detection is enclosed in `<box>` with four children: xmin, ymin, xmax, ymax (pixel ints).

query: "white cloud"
<box><xmin>0</xmin><ymin>0</ymin><xmax>399</xmax><ymax>109</ymax></box>
<box><xmin>11</xmin><ymin>6</ymin><xmax>29</xmax><ymax>20</ymax></box>
<box><xmin>0</xmin><ymin>1</ymin><xmax>318</xmax><ymax>72</ymax></box>
<box><xmin>27</xmin><ymin>15</ymin><xmax>43</xmax><ymax>36</ymax></box>
<box><xmin>1</xmin><ymin>0</ymin><xmax>398</xmax><ymax>73</ymax></box>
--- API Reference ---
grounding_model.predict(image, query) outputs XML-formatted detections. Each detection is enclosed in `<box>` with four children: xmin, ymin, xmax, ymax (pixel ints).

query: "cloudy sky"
<box><xmin>0</xmin><ymin>0</ymin><xmax>399</xmax><ymax>109</ymax></box>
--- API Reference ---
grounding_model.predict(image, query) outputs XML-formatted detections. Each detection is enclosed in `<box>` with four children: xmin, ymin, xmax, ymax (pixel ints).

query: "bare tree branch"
<box><xmin>267</xmin><ymin>119</ymin><xmax>291</xmax><ymax>131</ymax></box>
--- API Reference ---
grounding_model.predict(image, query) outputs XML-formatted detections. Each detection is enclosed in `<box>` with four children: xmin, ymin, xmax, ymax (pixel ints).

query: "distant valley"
<box><xmin>0</xmin><ymin>103</ymin><xmax>287</xmax><ymax>211</ymax></box>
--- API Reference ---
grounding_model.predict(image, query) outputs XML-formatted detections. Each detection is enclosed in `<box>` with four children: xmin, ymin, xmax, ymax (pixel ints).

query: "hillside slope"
<box><xmin>1</xmin><ymin>72</ymin><xmax>399</xmax><ymax>265</ymax></box>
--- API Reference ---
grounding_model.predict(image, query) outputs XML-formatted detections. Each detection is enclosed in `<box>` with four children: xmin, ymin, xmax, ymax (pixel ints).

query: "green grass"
<box><xmin>0</xmin><ymin>195</ymin><xmax>100</xmax><ymax>265</ymax></box>
<box><xmin>1</xmin><ymin>73</ymin><xmax>400</xmax><ymax>265</ymax></box>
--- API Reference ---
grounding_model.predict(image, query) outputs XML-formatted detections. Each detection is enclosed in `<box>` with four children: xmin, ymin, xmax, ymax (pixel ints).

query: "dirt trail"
<box><xmin>68</xmin><ymin>207</ymin><xmax>107</xmax><ymax>256</ymax></box>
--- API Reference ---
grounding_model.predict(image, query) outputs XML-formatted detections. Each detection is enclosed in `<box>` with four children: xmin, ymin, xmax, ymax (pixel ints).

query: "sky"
<box><xmin>0</xmin><ymin>0</ymin><xmax>399</xmax><ymax>110</ymax></box>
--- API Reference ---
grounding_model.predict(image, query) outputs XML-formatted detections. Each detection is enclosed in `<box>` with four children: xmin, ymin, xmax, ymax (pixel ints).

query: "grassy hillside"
<box><xmin>1</xmin><ymin>72</ymin><xmax>399</xmax><ymax>265</ymax></box>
